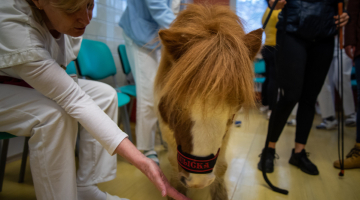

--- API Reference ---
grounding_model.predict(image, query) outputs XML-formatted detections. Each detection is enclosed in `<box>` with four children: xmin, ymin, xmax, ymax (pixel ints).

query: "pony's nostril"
<box><xmin>180</xmin><ymin>176</ymin><xmax>187</xmax><ymax>186</ymax></box>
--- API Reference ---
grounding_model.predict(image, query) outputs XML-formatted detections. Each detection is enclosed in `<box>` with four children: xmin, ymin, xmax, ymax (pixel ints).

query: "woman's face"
<box><xmin>33</xmin><ymin>0</ymin><xmax>94</xmax><ymax>37</ymax></box>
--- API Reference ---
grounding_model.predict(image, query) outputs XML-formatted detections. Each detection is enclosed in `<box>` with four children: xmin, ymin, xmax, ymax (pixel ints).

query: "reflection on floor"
<box><xmin>1</xmin><ymin>111</ymin><xmax>359</xmax><ymax>200</ymax></box>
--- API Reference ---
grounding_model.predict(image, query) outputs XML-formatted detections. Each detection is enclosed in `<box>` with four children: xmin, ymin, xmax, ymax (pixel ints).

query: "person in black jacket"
<box><xmin>333</xmin><ymin>0</ymin><xmax>360</xmax><ymax>169</ymax></box>
<box><xmin>258</xmin><ymin>0</ymin><xmax>349</xmax><ymax>175</ymax></box>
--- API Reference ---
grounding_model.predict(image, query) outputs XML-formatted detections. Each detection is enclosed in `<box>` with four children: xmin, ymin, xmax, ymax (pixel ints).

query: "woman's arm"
<box><xmin>12</xmin><ymin>60</ymin><xmax>190</xmax><ymax>200</ymax></box>
<box><xmin>144</xmin><ymin>0</ymin><xmax>176</xmax><ymax>29</ymax></box>
<box><xmin>13</xmin><ymin>60</ymin><xmax>126</xmax><ymax>155</ymax></box>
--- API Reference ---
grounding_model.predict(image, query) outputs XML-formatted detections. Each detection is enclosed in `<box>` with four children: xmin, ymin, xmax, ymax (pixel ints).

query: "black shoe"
<box><xmin>258</xmin><ymin>148</ymin><xmax>277</xmax><ymax>173</ymax></box>
<box><xmin>289</xmin><ymin>149</ymin><xmax>319</xmax><ymax>175</ymax></box>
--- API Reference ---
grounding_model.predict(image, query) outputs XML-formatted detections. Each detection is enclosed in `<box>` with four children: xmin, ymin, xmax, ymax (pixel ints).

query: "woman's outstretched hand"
<box><xmin>141</xmin><ymin>158</ymin><xmax>191</xmax><ymax>200</ymax></box>
<box><xmin>115</xmin><ymin>138</ymin><xmax>191</xmax><ymax>200</ymax></box>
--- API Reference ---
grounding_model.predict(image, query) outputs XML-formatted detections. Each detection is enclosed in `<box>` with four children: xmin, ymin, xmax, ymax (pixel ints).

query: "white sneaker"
<box><xmin>345</xmin><ymin>113</ymin><xmax>356</xmax><ymax>127</ymax></box>
<box><xmin>316</xmin><ymin>119</ymin><xmax>338</xmax><ymax>130</ymax></box>
<box><xmin>287</xmin><ymin>119</ymin><xmax>296</xmax><ymax>126</ymax></box>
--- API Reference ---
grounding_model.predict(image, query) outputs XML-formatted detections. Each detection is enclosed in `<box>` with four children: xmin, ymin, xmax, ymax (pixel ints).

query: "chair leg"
<box><xmin>18</xmin><ymin>137</ymin><xmax>30</xmax><ymax>183</ymax></box>
<box><xmin>0</xmin><ymin>139</ymin><xmax>10</xmax><ymax>192</ymax></box>
<box><xmin>120</xmin><ymin>106</ymin><xmax>133</xmax><ymax>143</ymax></box>
<box><xmin>128</xmin><ymin>98</ymin><xmax>134</xmax><ymax>119</ymax></box>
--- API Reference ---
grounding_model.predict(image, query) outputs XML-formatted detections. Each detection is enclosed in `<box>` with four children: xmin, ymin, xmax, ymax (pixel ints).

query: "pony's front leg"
<box><xmin>166</xmin><ymin>145</ymin><xmax>188</xmax><ymax>200</ymax></box>
<box><xmin>210</xmin><ymin>161</ymin><xmax>228</xmax><ymax>200</ymax></box>
<box><xmin>210</xmin><ymin>176</ymin><xmax>228</xmax><ymax>200</ymax></box>
<box><xmin>167</xmin><ymin>176</ymin><xmax>188</xmax><ymax>200</ymax></box>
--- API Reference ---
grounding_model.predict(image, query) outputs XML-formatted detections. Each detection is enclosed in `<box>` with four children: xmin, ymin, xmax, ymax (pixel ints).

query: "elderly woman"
<box><xmin>0</xmin><ymin>1</ymin><xmax>189</xmax><ymax>200</ymax></box>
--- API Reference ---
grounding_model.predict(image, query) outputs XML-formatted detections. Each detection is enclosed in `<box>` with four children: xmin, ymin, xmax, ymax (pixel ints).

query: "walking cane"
<box><xmin>337</xmin><ymin>1</ymin><xmax>345</xmax><ymax>177</ymax></box>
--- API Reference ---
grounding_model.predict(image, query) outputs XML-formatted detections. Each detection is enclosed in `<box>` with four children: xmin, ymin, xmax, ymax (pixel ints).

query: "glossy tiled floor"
<box><xmin>1</xmin><ymin>111</ymin><xmax>359</xmax><ymax>200</ymax></box>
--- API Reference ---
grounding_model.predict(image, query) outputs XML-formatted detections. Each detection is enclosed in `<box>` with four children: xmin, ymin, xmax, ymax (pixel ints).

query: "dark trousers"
<box><xmin>355</xmin><ymin>56</ymin><xmax>360</xmax><ymax>143</ymax></box>
<box><xmin>268</xmin><ymin>31</ymin><xmax>334</xmax><ymax>144</ymax></box>
<box><xmin>261</xmin><ymin>46</ymin><xmax>278</xmax><ymax>110</ymax></box>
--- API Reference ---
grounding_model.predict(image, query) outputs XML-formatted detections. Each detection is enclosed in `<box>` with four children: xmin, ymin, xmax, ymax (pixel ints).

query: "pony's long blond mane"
<box><xmin>156</xmin><ymin>4</ymin><xmax>256</xmax><ymax>121</ymax></box>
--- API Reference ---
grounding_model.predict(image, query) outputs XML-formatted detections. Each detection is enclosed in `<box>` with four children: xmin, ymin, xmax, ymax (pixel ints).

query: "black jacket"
<box><xmin>276</xmin><ymin>0</ymin><xmax>339</xmax><ymax>40</ymax></box>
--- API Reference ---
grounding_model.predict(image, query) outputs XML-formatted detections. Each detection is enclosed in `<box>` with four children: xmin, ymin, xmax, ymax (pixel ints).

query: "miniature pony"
<box><xmin>154</xmin><ymin>4</ymin><xmax>262</xmax><ymax>200</ymax></box>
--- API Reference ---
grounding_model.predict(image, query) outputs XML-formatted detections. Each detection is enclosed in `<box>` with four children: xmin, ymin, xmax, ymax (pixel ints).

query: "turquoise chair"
<box><xmin>254</xmin><ymin>59</ymin><xmax>266</xmax><ymax>84</ymax></box>
<box><xmin>117</xmin><ymin>45</ymin><xmax>136</xmax><ymax>97</ymax></box>
<box><xmin>65</xmin><ymin>60</ymin><xmax>77</xmax><ymax>75</ymax></box>
<box><xmin>0</xmin><ymin>133</ymin><xmax>29</xmax><ymax>192</ymax></box>
<box><xmin>77</xmin><ymin>39</ymin><xmax>133</xmax><ymax>142</ymax></box>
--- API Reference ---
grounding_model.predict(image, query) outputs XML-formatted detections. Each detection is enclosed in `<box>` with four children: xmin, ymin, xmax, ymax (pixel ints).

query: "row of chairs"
<box><xmin>0</xmin><ymin>39</ymin><xmax>135</xmax><ymax>192</ymax></box>
<box><xmin>75</xmin><ymin>39</ymin><xmax>136</xmax><ymax>142</ymax></box>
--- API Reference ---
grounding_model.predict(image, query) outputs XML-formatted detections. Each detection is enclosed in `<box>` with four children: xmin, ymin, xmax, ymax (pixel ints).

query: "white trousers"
<box><xmin>123</xmin><ymin>33</ymin><xmax>159</xmax><ymax>151</ymax></box>
<box><xmin>318</xmin><ymin>51</ymin><xmax>355</xmax><ymax>118</ymax></box>
<box><xmin>0</xmin><ymin>79</ymin><xmax>117</xmax><ymax>200</ymax></box>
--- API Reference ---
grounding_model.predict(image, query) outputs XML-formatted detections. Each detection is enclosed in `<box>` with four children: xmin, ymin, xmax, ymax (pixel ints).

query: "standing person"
<box><xmin>119</xmin><ymin>0</ymin><xmax>179</xmax><ymax>165</ymax></box>
<box><xmin>333</xmin><ymin>0</ymin><xmax>360</xmax><ymax>169</ymax></box>
<box><xmin>258</xmin><ymin>0</ymin><xmax>349</xmax><ymax>175</ymax></box>
<box><xmin>0</xmin><ymin>0</ymin><xmax>189</xmax><ymax>200</ymax></box>
<box><xmin>317</xmin><ymin>36</ymin><xmax>356</xmax><ymax>130</ymax></box>
<box><xmin>261</xmin><ymin>7</ymin><xmax>281</xmax><ymax>119</ymax></box>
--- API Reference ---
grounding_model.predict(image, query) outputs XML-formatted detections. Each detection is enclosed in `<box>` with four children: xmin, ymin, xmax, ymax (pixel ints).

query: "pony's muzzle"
<box><xmin>180</xmin><ymin>173</ymin><xmax>216</xmax><ymax>189</ymax></box>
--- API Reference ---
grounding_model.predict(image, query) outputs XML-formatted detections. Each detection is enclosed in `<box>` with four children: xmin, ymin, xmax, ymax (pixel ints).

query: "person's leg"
<box><xmin>123</xmin><ymin>33</ymin><xmax>159</xmax><ymax>153</ymax></box>
<box><xmin>316</xmin><ymin>58</ymin><xmax>338</xmax><ymax>129</ymax></box>
<box><xmin>0</xmin><ymin>84</ymin><xmax>78</xmax><ymax>200</ymax></box>
<box><xmin>258</xmin><ymin>32</ymin><xmax>307</xmax><ymax>173</ymax></box>
<box><xmin>268</xmin><ymin>32</ymin><xmax>307</xmax><ymax>145</ymax></box>
<box><xmin>261</xmin><ymin>47</ymin><xmax>270</xmax><ymax>107</ymax></box>
<box><xmin>266</xmin><ymin>45</ymin><xmax>278</xmax><ymax>111</ymax></box>
<box><xmin>76</xmin><ymin>79</ymin><xmax>125</xmax><ymax>200</ymax></box>
<box><xmin>318</xmin><ymin>71</ymin><xmax>336</xmax><ymax>119</ymax></box>
<box><xmin>333</xmin><ymin>51</ymin><xmax>356</xmax><ymax>125</ymax></box>
<box><xmin>295</xmin><ymin>37</ymin><xmax>334</xmax><ymax>146</ymax></box>
<box><xmin>287</xmin><ymin>37</ymin><xmax>334</xmax><ymax>175</ymax></box>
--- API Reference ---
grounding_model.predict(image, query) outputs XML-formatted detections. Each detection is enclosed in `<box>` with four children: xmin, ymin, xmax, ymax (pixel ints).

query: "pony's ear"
<box><xmin>159</xmin><ymin>29</ymin><xmax>190</xmax><ymax>61</ymax></box>
<box><xmin>243</xmin><ymin>28</ymin><xmax>263</xmax><ymax>60</ymax></box>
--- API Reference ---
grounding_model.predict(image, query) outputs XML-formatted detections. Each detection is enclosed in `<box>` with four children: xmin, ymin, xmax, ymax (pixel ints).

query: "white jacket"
<box><xmin>0</xmin><ymin>0</ymin><xmax>127</xmax><ymax>155</ymax></box>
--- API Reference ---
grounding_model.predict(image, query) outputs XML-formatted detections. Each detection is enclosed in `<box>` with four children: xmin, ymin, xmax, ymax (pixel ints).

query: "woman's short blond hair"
<box><xmin>26</xmin><ymin>0</ymin><xmax>91</xmax><ymax>14</ymax></box>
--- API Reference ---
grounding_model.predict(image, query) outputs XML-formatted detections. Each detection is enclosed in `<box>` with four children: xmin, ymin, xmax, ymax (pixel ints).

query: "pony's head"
<box><xmin>156</xmin><ymin>4</ymin><xmax>262</xmax><ymax>189</ymax></box>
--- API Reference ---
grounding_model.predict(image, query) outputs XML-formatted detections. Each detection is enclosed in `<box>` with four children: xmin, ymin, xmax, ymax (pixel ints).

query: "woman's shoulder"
<box><xmin>0</xmin><ymin>0</ymin><xmax>53</xmax><ymax>68</ymax></box>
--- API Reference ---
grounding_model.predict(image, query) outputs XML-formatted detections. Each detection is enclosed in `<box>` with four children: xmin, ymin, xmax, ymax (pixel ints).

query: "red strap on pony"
<box><xmin>177</xmin><ymin>145</ymin><xmax>220</xmax><ymax>174</ymax></box>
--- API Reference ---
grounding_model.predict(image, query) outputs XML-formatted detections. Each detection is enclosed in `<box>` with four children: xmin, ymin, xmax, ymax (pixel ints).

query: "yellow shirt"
<box><xmin>262</xmin><ymin>8</ymin><xmax>281</xmax><ymax>46</ymax></box>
